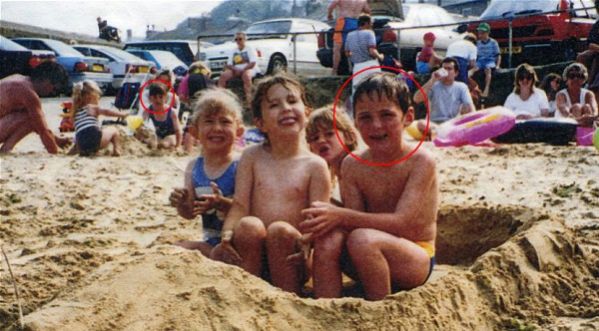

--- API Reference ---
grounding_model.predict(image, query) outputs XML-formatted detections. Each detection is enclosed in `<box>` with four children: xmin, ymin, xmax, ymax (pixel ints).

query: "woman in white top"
<box><xmin>504</xmin><ymin>63</ymin><xmax>549</xmax><ymax>120</ymax></box>
<box><xmin>555</xmin><ymin>63</ymin><xmax>598</xmax><ymax>127</ymax></box>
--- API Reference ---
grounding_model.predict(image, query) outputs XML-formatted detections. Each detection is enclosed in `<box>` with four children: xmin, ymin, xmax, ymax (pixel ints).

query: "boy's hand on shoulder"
<box><xmin>299</xmin><ymin>201</ymin><xmax>344</xmax><ymax>239</ymax></box>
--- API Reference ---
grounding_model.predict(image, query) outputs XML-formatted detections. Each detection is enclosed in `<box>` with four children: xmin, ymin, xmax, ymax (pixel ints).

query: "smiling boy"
<box><xmin>301</xmin><ymin>73</ymin><xmax>438</xmax><ymax>300</ymax></box>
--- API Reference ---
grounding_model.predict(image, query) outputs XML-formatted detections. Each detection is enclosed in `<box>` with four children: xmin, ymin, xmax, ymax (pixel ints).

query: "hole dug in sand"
<box><xmin>435</xmin><ymin>205</ymin><xmax>528</xmax><ymax>266</ymax></box>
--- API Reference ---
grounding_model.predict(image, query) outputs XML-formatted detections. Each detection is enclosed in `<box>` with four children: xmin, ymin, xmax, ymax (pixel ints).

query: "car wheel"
<box><xmin>267</xmin><ymin>54</ymin><xmax>287</xmax><ymax>75</ymax></box>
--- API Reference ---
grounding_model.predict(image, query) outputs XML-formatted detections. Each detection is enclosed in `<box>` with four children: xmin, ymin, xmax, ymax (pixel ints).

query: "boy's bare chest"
<box><xmin>355</xmin><ymin>169</ymin><xmax>408</xmax><ymax>211</ymax></box>
<box><xmin>253</xmin><ymin>161</ymin><xmax>310</xmax><ymax>199</ymax></box>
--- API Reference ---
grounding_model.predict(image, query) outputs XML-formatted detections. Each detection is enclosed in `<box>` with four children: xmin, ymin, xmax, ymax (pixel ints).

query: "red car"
<box><xmin>472</xmin><ymin>0</ymin><xmax>596</xmax><ymax>67</ymax></box>
<box><xmin>0</xmin><ymin>35</ymin><xmax>56</xmax><ymax>79</ymax></box>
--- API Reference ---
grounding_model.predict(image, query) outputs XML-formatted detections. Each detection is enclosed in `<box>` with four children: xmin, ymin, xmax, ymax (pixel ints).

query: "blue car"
<box><xmin>12</xmin><ymin>38</ymin><xmax>113</xmax><ymax>93</ymax></box>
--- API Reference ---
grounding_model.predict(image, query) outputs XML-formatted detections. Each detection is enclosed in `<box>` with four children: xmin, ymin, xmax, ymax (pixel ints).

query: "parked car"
<box><xmin>73</xmin><ymin>44</ymin><xmax>154</xmax><ymax>90</ymax></box>
<box><xmin>125</xmin><ymin>49</ymin><xmax>188</xmax><ymax>78</ymax></box>
<box><xmin>12</xmin><ymin>38</ymin><xmax>113</xmax><ymax>93</ymax></box>
<box><xmin>0</xmin><ymin>35</ymin><xmax>56</xmax><ymax>78</ymax></box>
<box><xmin>123</xmin><ymin>40</ymin><xmax>212</xmax><ymax>66</ymax></box>
<box><xmin>471</xmin><ymin>0</ymin><xmax>597</xmax><ymax>67</ymax></box>
<box><xmin>200</xmin><ymin>18</ymin><xmax>331</xmax><ymax>77</ymax></box>
<box><xmin>317</xmin><ymin>0</ymin><xmax>463</xmax><ymax>74</ymax></box>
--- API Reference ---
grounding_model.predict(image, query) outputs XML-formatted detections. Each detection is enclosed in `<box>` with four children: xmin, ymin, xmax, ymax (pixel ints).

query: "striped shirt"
<box><xmin>74</xmin><ymin>106</ymin><xmax>99</xmax><ymax>134</ymax></box>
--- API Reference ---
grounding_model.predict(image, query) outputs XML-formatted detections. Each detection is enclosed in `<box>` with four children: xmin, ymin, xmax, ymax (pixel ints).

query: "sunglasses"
<box><xmin>567</xmin><ymin>73</ymin><xmax>585</xmax><ymax>80</ymax></box>
<box><xmin>234</xmin><ymin>38</ymin><xmax>243</xmax><ymax>41</ymax></box>
<box><xmin>518</xmin><ymin>76</ymin><xmax>533</xmax><ymax>81</ymax></box>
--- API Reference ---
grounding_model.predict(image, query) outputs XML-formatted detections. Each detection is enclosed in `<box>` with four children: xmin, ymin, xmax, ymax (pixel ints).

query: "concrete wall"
<box><xmin>225</xmin><ymin>62</ymin><xmax>571</xmax><ymax>117</ymax></box>
<box><xmin>1</xmin><ymin>20</ymin><xmax>119</xmax><ymax>47</ymax></box>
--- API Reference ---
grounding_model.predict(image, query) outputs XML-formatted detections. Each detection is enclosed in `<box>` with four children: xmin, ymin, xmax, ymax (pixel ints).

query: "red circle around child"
<box><xmin>138</xmin><ymin>79</ymin><xmax>177</xmax><ymax>115</ymax></box>
<box><xmin>332</xmin><ymin>65</ymin><xmax>430</xmax><ymax>167</ymax></box>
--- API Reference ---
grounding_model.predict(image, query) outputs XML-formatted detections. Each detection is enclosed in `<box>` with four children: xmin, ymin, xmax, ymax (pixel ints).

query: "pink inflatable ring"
<box><xmin>434</xmin><ymin>106</ymin><xmax>516</xmax><ymax>147</ymax></box>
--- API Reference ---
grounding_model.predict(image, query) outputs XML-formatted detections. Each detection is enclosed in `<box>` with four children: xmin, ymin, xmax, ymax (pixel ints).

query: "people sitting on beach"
<box><xmin>300</xmin><ymin>73</ymin><xmax>438</xmax><ymax>300</ymax></box>
<box><xmin>474</xmin><ymin>23</ymin><xmax>500</xmax><ymax>99</ymax></box>
<box><xmin>540</xmin><ymin>73</ymin><xmax>562</xmax><ymax>116</ymax></box>
<box><xmin>177</xmin><ymin>61</ymin><xmax>215</xmax><ymax>153</ymax></box>
<box><xmin>217</xmin><ymin>32</ymin><xmax>260</xmax><ymax>107</ymax></box>
<box><xmin>446</xmin><ymin>33</ymin><xmax>477</xmax><ymax>84</ymax></box>
<box><xmin>0</xmin><ymin>62</ymin><xmax>71</xmax><ymax>154</ymax></box>
<box><xmin>327</xmin><ymin>0</ymin><xmax>370</xmax><ymax>75</ymax></box>
<box><xmin>415</xmin><ymin>32</ymin><xmax>442</xmax><ymax>75</ymax></box>
<box><xmin>169</xmin><ymin>88</ymin><xmax>244</xmax><ymax>258</ymax></box>
<box><xmin>555</xmin><ymin>63</ymin><xmax>598</xmax><ymax>127</ymax></box>
<box><xmin>142</xmin><ymin>82</ymin><xmax>182</xmax><ymax>150</ymax></box>
<box><xmin>413</xmin><ymin>57</ymin><xmax>475</xmax><ymax>137</ymax></box>
<box><xmin>306</xmin><ymin>106</ymin><xmax>357</xmax><ymax>205</ymax></box>
<box><xmin>69</xmin><ymin>80</ymin><xmax>129</xmax><ymax>156</ymax></box>
<box><xmin>217</xmin><ymin>74</ymin><xmax>330</xmax><ymax>295</ymax></box>
<box><xmin>504</xmin><ymin>63</ymin><xmax>550</xmax><ymax>120</ymax></box>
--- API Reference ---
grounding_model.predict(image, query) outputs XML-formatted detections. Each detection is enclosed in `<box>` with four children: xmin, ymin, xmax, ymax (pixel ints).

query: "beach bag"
<box><xmin>115</xmin><ymin>82</ymin><xmax>141</xmax><ymax>110</ymax></box>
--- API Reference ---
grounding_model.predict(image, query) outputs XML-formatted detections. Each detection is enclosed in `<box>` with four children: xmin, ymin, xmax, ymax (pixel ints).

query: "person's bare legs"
<box><xmin>0</xmin><ymin>112</ymin><xmax>34</xmax><ymax>153</ymax></box>
<box><xmin>266</xmin><ymin>221</ymin><xmax>304</xmax><ymax>294</ymax></box>
<box><xmin>218</xmin><ymin>69</ymin><xmax>234</xmax><ymax>88</ymax></box>
<box><xmin>100</xmin><ymin>126</ymin><xmax>121</xmax><ymax>156</ymax></box>
<box><xmin>241</xmin><ymin>70</ymin><xmax>253</xmax><ymax>106</ymax></box>
<box><xmin>230</xmin><ymin>216</ymin><xmax>267</xmax><ymax>276</ymax></box>
<box><xmin>346</xmin><ymin>228</ymin><xmax>431</xmax><ymax>301</ymax></box>
<box><xmin>157</xmin><ymin>135</ymin><xmax>177</xmax><ymax>150</ymax></box>
<box><xmin>482</xmin><ymin>68</ymin><xmax>492</xmax><ymax>97</ymax></box>
<box><xmin>183</xmin><ymin>132</ymin><xmax>197</xmax><ymax>153</ymax></box>
<box><xmin>312</xmin><ymin>229</ymin><xmax>346</xmax><ymax>298</ymax></box>
<box><xmin>332</xmin><ymin>43</ymin><xmax>341</xmax><ymax>75</ymax></box>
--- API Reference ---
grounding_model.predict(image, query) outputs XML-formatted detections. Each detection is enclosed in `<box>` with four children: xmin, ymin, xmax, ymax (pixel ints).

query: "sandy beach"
<box><xmin>1</xmin><ymin>97</ymin><xmax>599</xmax><ymax>330</ymax></box>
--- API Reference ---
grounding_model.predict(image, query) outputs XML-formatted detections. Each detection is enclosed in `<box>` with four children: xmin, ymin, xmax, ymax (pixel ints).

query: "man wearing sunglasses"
<box><xmin>218</xmin><ymin>32</ymin><xmax>260</xmax><ymax>106</ymax></box>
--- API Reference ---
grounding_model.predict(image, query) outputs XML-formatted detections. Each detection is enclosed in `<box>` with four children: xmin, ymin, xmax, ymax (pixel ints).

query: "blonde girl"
<box><xmin>71</xmin><ymin>80</ymin><xmax>128</xmax><ymax>156</ymax></box>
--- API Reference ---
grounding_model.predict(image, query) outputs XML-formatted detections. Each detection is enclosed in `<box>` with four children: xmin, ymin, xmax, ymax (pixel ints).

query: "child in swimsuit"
<box><xmin>217</xmin><ymin>73</ymin><xmax>330</xmax><ymax>295</ymax></box>
<box><xmin>142</xmin><ymin>82</ymin><xmax>182</xmax><ymax>150</ymax></box>
<box><xmin>168</xmin><ymin>88</ymin><xmax>245</xmax><ymax>259</ymax></box>
<box><xmin>306</xmin><ymin>106</ymin><xmax>357</xmax><ymax>206</ymax></box>
<box><xmin>300</xmin><ymin>73</ymin><xmax>438</xmax><ymax>300</ymax></box>
<box><xmin>70</xmin><ymin>80</ymin><xmax>128</xmax><ymax>156</ymax></box>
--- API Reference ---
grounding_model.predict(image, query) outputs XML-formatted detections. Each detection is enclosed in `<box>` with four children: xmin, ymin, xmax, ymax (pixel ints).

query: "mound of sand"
<box><xmin>2</xmin><ymin>143</ymin><xmax>598</xmax><ymax>330</ymax></box>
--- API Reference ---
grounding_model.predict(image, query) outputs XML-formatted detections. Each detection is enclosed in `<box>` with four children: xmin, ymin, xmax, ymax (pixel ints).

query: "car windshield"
<box><xmin>0</xmin><ymin>36</ymin><xmax>29</xmax><ymax>51</ymax></box>
<box><xmin>480</xmin><ymin>0</ymin><xmax>560</xmax><ymax>19</ymax></box>
<box><xmin>44</xmin><ymin>39</ymin><xmax>84</xmax><ymax>57</ymax></box>
<box><xmin>98</xmin><ymin>46</ymin><xmax>144</xmax><ymax>61</ymax></box>
<box><xmin>246</xmin><ymin>21</ymin><xmax>291</xmax><ymax>39</ymax></box>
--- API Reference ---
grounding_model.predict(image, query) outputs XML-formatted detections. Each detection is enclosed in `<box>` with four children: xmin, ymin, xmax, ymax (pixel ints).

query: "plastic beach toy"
<box><xmin>434</xmin><ymin>106</ymin><xmax>516</xmax><ymax>147</ymax></box>
<box><xmin>576</xmin><ymin>126</ymin><xmax>595</xmax><ymax>146</ymax></box>
<box><xmin>405</xmin><ymin>121</ymin><xmax>424</xmax><ymax>140</ymax></box>
<box><xmin>126</xmin><ymin>115</ymin><xmax>144</xmax><ymax>131</ymax></box>
<box><xmin>593</xmin><ymin>127</ymin><xmax>599</xmax><ymax>151</ymax></box>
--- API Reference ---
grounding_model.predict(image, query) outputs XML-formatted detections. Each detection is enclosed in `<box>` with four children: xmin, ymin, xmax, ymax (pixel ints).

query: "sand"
<box><xmin>1</xmin><ymin>97</ymin><xmax>599</xmax><ymax>330</ymax></box>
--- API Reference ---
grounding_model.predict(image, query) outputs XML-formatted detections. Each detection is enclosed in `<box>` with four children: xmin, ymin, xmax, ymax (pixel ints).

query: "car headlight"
<box><xmin>199</xmin><ymin>52</ymin><xmax>206</xmax><ymax>61</ymax></box>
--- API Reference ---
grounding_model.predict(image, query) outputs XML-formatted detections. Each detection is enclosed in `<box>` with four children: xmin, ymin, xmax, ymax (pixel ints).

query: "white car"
<box><xmin>201</xmin><ymin>18</ymin><xmax>331</xmax><ymax>77</ymax></box>
<box><xmin>74</xmin><ymin>44</ymin><xmax>154</xmax><ymax>90</ymax></box>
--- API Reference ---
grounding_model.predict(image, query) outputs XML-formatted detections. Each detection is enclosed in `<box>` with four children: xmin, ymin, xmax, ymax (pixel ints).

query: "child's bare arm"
<box><xmin>97</xmin><ymin>106</ymin><xmax>129</xmax><ymax>118</ymax></box>
<box><xmin>174</xmin><ymin>160</ymin><xmax>198</xmax><ymax>219</ymax></box>
<box><xmin>171</xmin><ymin>109</ymin><xmax>182</xmax><ymax>147</ymax></box>
<box><xmin>221</xmin><ymin>148</ymin><xmax>255</xmax><ymax>232</ymax></box>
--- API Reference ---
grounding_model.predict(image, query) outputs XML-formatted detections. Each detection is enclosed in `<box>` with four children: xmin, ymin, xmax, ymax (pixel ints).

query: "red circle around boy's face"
<box><xmin>332</xmin><ymin>65</ymin><xmax>430</xmax><ymax>167</ymax></box>
<box><xmin>139</xmin><ymin>79</ymin><xmax>176</xmax><ymax>115</ymax></box>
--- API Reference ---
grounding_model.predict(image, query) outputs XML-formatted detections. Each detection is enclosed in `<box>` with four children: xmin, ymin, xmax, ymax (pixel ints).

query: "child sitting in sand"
<box><xmin>142</xmin><ymin>82</ymin><xmax>182</xmax><ymax>150</ymax></box>
<box><xmin>306</xmin><ymin>106</ymin><xmax>357</xmax><ymax>205</ymax></box>
<box><xmin>300</xmin><ymin>72</ymin><xmax>439</xmax><ymax>300</ymax></box>
<box><xmin>217</xmin><ymin>73</ymin><xmax>330</xmax><ymax>295</ymax></box>
<box><xmin>169</xmin><ymin>88</ymin><xmax>245</xmax><ymax>258</ymax></box>
<box><xmin>70</xmin><ymin>80</ymin><xmax>129</xmax><ymax>156</ymax></box>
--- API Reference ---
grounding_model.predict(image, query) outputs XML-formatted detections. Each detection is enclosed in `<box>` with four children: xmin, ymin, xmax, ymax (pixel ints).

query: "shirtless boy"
<box><xmin>301</xmin><ymin>72</ymin><xmax>439</xmax><ymax>300</ymax></box>
<box><xmin>217</xmin><ymin>74</ymin><xmax>330</xmax><ymax>295</ymax></box>
<box><xmin>0</xmin><ymin>62</ymin><xmax>70</xmax><ymax>153</ymax></box>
